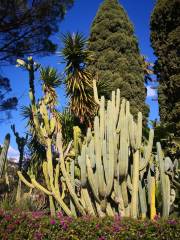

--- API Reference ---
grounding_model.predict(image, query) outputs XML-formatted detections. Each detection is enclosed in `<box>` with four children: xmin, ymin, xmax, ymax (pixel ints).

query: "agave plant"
<box><xmin>60</xmin><ymin>32</ymin><xmax>97</xmax><ymax>126</ymax></box>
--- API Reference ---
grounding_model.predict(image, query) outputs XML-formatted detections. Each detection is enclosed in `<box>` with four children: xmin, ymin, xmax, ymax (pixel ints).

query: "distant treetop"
<box><xmin>88</xmin><ymin>0</ymin><xmax>149</xmax><ymax>118</ymax></box>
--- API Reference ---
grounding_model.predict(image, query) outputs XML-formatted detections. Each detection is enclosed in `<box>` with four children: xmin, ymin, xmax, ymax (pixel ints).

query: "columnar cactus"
<box><xmin>0</xmin><ymin>134</ymin><xmax>10</xmax><ymax>179</ymax></box>
<box><xmin>156</xmin><ymin>142</ymin><xmax>171</xmax><ymax>218</ymax></box>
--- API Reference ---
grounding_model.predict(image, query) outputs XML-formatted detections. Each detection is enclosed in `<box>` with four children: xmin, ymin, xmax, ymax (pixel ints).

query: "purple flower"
<box><xmin>57</xmin><ymin>211</ymin><xmax>63</xmax><ymax>218</ymax></box>
<box><xmin>50</xmin><ymin>218</ymin><xmax>56</xmax><ymax>225</ymax></box>
<box><xmin>98</xmin><ymin>236</ymin><xmax>106</xmax><ymax>240</ymax></box>
<box><xmin>32</xmin><ymin>211</ymin><xmax>44</xmax><ymax>219</ymax></box>
<box><xmin>167</xmin><ymin>219</ymin><xmax>177</xmax><ymax>225</ymax></box>
<box><xmin>62</xmin><ymin>222</ymin><xmax>68</xmax><ymax>230</ymax></box>
<box><xmin>113</xmin><ymin>225</ymin><xmax>120</xmax><ymax>232</ymax></box>
<box><xmin>34</xmin><ymin>231</ymin><xmax>43</xmax><ymax>240</ymax></box>
<box><xmin>96</xmin><ymin>223</ymin><xmax>100</xmax><ymax>229</ymax></box>
<box><xmin>14</xmin><ymin>219</ymin><xmax>20</xmax><ymax>224</ymax></box>
<box><xmin>66</xmin><ymin>216</ymin><xmax>73</xmax><ymax>222</ymax></box>
<box><xmin>154</xmin><ymin>214</ymin><xmax>160</xmax><ymax>221</ymax></box>
<box><xmin>4</xmin><ymin>214</ymin><xmax>11</xmax><ymax>221</ymax></box>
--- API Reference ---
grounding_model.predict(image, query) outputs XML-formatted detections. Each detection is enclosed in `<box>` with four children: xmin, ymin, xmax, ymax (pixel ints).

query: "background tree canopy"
<box><xmin>0</xmin><ymin>0</ymin><xmax>73</xmax><ymax>121</ymax></box>
<box><xmin>150</xmin><ymin>0</ymin><xmax>180</xmax><ymax>136</ymax></box>
<box><xmin>0</xmin><ymin>0</ymin><xmax>74</xmax><ymax>65</ymax></box>
<box><xmin>88</xmin><ymin>0</ymin><xmax>149</xmax><ymax>118</ymax></box>
<box><xmin>0</xmin><ymin>75</ymin><xmax>18</xmax><ymax>122</ymax></box>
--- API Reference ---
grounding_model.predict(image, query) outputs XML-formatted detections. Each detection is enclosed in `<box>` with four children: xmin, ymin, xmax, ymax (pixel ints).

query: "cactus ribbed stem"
<box><xmin>81</xmin><ymin>188</ymin><xmax>95</xmax><ymax>216</ymax></box>
<box><xmin>138</xmin><ymin>180</ymin><xmax>147</xmax><ymax>219</ymax></box>
<box><xmin>94</xmin><ymin>116</ymin><xmax>106</xmax><ymax>197</ymax></box>
<box><xmin>57</xmin><ymin>130</ymin><xmax>86</xmax><ymax>216</ymax></box>
<box><xmin>131</xmin><ymin>150</ymin><xmax>140</xmax><ymax>218</ymax></box>
<box><xmin>150</xmin><ymin>176</ymin><xmax>156</xmax><ymax>220</ymax></box>
<box><xmin>157</xmin><ymin>142</ymin><xmax>170</xmax><ymax>218</ymax></box>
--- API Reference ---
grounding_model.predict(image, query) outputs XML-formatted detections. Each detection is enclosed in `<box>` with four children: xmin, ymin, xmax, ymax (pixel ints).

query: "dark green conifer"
<box><xmin>150</xmin><ymin>0</ymin><xmax>180</xmax><ymax>136</ymax></box>
<box><xmin>88</xmin><ymin>0</ymin><xmax>148</xmax><ymax>117</ymax></box>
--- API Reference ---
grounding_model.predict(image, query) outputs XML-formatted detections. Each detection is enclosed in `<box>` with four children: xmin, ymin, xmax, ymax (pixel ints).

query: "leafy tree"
<box><xmin>88</xmin><ymin>0</ymin><xmax>148</xmax><ymax>117</ymax></box>
<box><xmin>150</xmin><ymin>0</ymin><xmax>180</xmax><ymax>136</ymax></box>
<box><xmin>0</xmin><ymin>0</ymin><xmax>74</xmax><ymax>65</ymax></box>
<box><xmin>61</xmin><ymin>32</ymin><xmax>97</xmax><ymax>127</ymax></box>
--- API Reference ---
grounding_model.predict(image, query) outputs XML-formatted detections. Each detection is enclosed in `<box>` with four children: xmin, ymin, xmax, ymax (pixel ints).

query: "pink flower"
<box><xmin>57</xmin><ymin>211</ymin><xmax>63</xmax><ymax>218</ymax></box>
<box><xmin>4</xmin><ymin>214</ymin><xmax>11</xmax><ymax>221</ymax></box>
<box><xmin>32</xmin><ymin>211</ymin><xmax>44</xmax><ymax>219</ymax></box>
<box><xmin>96</xmin><ymin>223</ymin><xmax>100</xmax><ymax>229</ymax></box>
<box><xmin>154</xmin><ymin>214</ymin><xmax>160</xmax><ymax>221</ymax></box>
<box><xmin>50</xmin><ymin>218</ymin><xmax>56</xmax><ymax>225</ymax></box>
<box><xmin>114</xmin><ymin>214</ymin><xmax>121</xmax><ymax>222</ymax></box>
<box><xmin>50</xmin><ymin>219</ymin><xmax>56</xmax><ymax>225</ymax></box>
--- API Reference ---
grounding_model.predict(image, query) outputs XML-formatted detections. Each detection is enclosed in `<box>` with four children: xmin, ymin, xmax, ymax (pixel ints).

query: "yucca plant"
<box><xmin>20</xmin><ymin>65</ymin><xmax>62</xmax><ymax>176</ymax></box>
<box><xmin>60</xmin><ymin>32</ymin><xmax>97</xmax><ymax>126</ymax></box>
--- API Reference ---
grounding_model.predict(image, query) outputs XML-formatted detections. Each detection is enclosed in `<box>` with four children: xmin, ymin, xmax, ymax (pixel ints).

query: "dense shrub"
<box><xmin>0</xmin><ymin>210</ymin><xmax>180</xmax><ymax>240</ymax></box>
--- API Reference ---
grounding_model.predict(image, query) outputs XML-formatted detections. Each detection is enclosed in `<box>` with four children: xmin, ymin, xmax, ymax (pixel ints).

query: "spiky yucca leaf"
<box><xmin>60</xmin><ymin>107</ymin><xmax>75</xmax><ymax>143</ymax></box>
<box><xmin>40</xmin><ymin>67</ymin><xmax>61</xmax><ymax>89</ymax></box>
<box><xmin>61</xmin><ymin>32</ymin><xmax>97</xmax><ymax>125</ymax></box>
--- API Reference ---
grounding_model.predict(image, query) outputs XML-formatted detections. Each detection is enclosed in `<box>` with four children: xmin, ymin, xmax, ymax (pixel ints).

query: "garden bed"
<box><xmin>0</xmin><ymin>209</ymin><xmax>180</xmax><ymax>240</ymax></box>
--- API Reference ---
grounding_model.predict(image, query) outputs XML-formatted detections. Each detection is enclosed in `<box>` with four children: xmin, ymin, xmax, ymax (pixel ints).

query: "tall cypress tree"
<box><xmin>150</xmin><ymin>0</ymin><xmax>180</xmax><ymax>136</ymax></box>
<box><xmin>88</xmin><ymin>0</ymin><xmax>148</xmax><ymax>117</ymax></box>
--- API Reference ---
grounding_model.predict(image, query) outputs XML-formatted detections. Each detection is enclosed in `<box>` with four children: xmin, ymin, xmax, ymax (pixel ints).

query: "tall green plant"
<box><xmin>61</xmin><ymin>32</ymin><xmax>97</xmax><ymax>126</ymax></box>
<box><xmin>88</xmin><ymin>0</ymin><xmax>149</xmax><ymax>117</ymax></box>
<box><xmin>150</xmin><ymin>0</ymin><xmax>180</xmax><ymax>136</ymax></box>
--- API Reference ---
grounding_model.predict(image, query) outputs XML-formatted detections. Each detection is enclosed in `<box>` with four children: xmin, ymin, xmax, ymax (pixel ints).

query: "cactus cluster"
<box><xmin>76</xmin><ymin>90</ymin><xmax>156</xmax><ymax>218</ymax></box>
<box><xmin>16</xmin><ymin>57</ymin><xmax>179</xmax><ymax>218</ymax></box>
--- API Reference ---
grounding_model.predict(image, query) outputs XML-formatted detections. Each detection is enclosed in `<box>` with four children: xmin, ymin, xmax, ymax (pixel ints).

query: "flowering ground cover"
<box><xmin>0</xmin><ymin>209</ymin><xmax>180</xmax><ymax>240</ymax></box>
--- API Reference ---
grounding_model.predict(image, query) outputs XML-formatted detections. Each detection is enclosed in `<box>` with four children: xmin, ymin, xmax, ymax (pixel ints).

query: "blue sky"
<box><xmin>0</xmin><ymin>0</ymin><xmax>158</xmax><ymax>158</ymax></box>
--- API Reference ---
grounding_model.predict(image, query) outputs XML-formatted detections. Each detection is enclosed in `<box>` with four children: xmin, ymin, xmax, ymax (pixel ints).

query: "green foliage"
<box><xmin>150</xmin><ymin>0</ymin><xmax>180</xmax><ymax>136</ymax></box>
<box><xmin>61</xmin><ymin>32</ymin><xmax>93</xmax><ymax>71</ymax></box>
<box><xmin>40</xmin><ymin>67</ymin><xmax>62</xmax><ymax>89</ymax></box>
<box><xmin>0</xmin><ymin>212</ymin><xmax>180</xmax><ymax>240</ymax></box>
<box><xmin>60</xmin><ymin>108</ymin><xmax>76</xmax><ymax>144</ymax></box>
<box><xmin>88</xmin><ymin>0</ymin><xmax>148</xmax><ymax>117</ymax></box>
